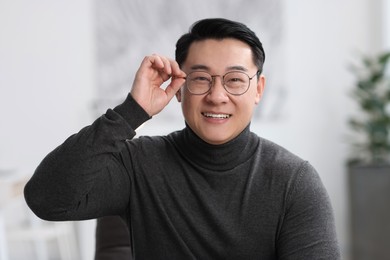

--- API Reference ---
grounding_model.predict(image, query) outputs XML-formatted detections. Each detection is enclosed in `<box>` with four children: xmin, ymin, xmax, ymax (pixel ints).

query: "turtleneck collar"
<box><xmin>170</xmin><ymin>123</ymin><xmax>260</xmax><ymax>172</ymax></box>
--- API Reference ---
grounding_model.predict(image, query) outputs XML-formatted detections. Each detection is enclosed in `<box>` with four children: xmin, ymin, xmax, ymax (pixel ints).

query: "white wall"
<box><xmin>0</xmin><ymin>0</ymin><xmax>96</xmax><ymax>259</ymax></box>
<box><xmin>0</xmin><ymin>0</ymin><xmax>95</xmax><ymax>177</ymax></box>
<box><xmin>384</xmin><ymin>0</ymin><xmax>390</xmax><ymax>49</ymax></box>
<box><xmin>0</xmin><ymin>0</ymin><xmax>387</xmax><ymax>259</ymax></box>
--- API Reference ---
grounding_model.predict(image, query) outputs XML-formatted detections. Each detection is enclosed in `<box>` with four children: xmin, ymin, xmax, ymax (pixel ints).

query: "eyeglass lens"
<box><xmin>185</xmin><ymin>71</ymin><xmax>253</xmax><ymax>95</ymax></box>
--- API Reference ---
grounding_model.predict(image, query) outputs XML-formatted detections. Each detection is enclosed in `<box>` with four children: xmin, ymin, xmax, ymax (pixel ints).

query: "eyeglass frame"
<box><xmin>182</xmin><ymin>70</ymin><xmax>261</xmax><ymax>96</ymax></box>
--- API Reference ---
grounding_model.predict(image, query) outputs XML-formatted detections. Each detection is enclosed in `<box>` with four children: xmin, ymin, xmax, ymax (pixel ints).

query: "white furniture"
<box><xmin>0</xmin><ymin>169</ymin><xmax>80</xmax><ymax>260</ymax></box>
<box><xmin>0</xmin><ymin>169</ymin><xmax>23</xmax><ymax>260</ymax></box>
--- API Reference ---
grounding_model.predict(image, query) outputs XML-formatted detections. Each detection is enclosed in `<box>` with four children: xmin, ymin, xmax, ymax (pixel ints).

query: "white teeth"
<box><xmin>202</xmin><ymin>113</ymin><xmax>231</xmax><ymax>119</ymax></box>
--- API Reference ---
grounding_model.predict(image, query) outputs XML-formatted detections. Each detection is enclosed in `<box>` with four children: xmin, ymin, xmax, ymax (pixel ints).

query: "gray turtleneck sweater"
<box><xmin>25</xmin><ymin>94</ymin><xmax>340</xmax><ymax>260</ymax></box>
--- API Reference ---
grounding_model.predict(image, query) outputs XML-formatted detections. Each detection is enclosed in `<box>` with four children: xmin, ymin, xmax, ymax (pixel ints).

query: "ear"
<box><xmin>175</xmin><ymin>88</ymin><xmax>182</xmax><ymax>102</ymax></box>
<box><xmin>254</xmin><ymin>75</ymin><xmax>265</xmax><ymax>105</ymax></box>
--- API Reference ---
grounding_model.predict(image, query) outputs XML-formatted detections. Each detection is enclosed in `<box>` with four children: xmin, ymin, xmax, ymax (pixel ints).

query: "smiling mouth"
<box><xmin>202</xmin><ymin>112</ymin><xmax>232</xmax><ymax>119</ymax></box>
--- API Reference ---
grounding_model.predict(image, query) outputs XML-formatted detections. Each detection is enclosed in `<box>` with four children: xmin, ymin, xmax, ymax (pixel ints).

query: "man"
<box><xmin>24</xmin><ymin>18</ymin><xmax>340</xmax><ymax>259</ymax></box>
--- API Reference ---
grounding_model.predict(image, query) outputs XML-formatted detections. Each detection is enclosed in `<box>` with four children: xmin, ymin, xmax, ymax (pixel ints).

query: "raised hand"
<box><xmin>130</xmin><ymin>54</ymin><xmax>186</xmax><ymax>117</ymax></box>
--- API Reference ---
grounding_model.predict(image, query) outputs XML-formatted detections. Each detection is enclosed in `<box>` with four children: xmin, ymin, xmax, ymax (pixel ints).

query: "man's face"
<box><xmin>176</xmin><ymin>38</ymin><xmax>265</xmax><ymax>145</ymax></box>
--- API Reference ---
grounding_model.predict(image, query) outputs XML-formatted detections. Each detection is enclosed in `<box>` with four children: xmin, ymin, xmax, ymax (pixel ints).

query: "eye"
<box><xmin>193</xmin><ymin>76</ymin><xmax>210</xmax><ymax>82</ymax></box>
<box><xmin>227</xmin><ymin>77</ymin><xmax>245</xmax><ymax>83</ymax></box>
<box><xmin>225</xmin><ymin>74</ymin><xmax>246</xmax><ymax>84</ymax></box>
<box><xmin>189</xmin><ymin>72</ymin><xmax>212</xmax><ymax>84</ymax></box>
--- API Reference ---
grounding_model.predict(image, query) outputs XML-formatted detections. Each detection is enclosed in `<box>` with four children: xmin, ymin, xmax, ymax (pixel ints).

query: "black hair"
<box><xmin>175</xmin><ymin>18</ymin><xmax>265</xmax><ymax>73</ymax></box>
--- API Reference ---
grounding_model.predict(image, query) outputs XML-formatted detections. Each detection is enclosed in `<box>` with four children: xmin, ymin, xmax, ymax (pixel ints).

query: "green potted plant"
<box><xmin>348</xmin><ymin>51</ymin><xmax>390</xmax><ymax>164</ymax></box>
<box><xmin>347</xmin><ymin>51</ymin><xmax>390</xmax><ymax>260</ymax></box>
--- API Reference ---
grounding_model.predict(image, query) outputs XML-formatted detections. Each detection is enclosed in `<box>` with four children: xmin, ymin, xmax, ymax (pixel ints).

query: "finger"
<box><xmin>148</xmin><ymin>54</ymin><xmax>165</xmax><ymax>70</ymax></box>
<box><xmin>159</xmin><ymin>71</ymin><xmax>171</xmax><ymax>82</ymax></box>
<box><xmin>159</xmin><ymin>56</ymin><xmax>172</xmax><ymax>75</ymax></box>
<box><xmin>165</xmin><ymin>77</ymin><xmax>185</xmax><ymax>100</ymax></box>
<box><xmin>149</xmin><ymin>54</ymin><xmax>172</xmax><ymax>75</ymax></box>
<box><xmin>150</xmin><ymin>55</ymin><xmax>178</xmax><ymax>81</ymax></box>
<box><xmin>169</xmin><ymin>59</ymin><xmax>186</xmax><ymax>78</ymax></box>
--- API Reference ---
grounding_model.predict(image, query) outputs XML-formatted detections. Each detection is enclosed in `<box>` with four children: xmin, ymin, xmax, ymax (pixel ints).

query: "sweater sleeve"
<box><xmin>277</xmin><ymin>162</ymin><xmax>341</xmax><ymax>260</ymax></box>
<box><xmin>24</xmin><ymin>94</ymin><xmax>151</xmax><ymax>221</ymax></box>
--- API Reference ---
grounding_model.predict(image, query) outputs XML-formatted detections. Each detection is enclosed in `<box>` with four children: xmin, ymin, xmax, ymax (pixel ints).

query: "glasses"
<box><xmin>184</xmin><ymin>70</ymin><xmax>260</xmax><ymax>96</ymax></box>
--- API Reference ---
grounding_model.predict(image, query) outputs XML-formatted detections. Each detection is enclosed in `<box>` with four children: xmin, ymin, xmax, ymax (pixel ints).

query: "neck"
<box><xmin>172</xmin><ymin>124</ymin><xmax>259</xmax><ymax>171</ymax></box>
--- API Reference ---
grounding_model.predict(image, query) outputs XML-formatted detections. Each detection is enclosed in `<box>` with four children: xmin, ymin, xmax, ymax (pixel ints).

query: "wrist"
<box><xmin>114</xmin><ymin>93</ymin><xmax>151</xmax><ymax>130</ymax></box>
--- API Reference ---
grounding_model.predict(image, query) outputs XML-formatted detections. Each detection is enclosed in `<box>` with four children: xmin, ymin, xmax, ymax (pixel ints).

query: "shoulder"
<box><xmin>257</xmin><ymin>136</ymin><xmax>309</xmax><ymax>174</ymax></box>
<box><xmin>125</xmin><ymin>130</ymin><xmax>182</xmax><ymax>155</ymax></box>
<box><xmin>254</xmin><ymin>135</ymin><xmax>322</xmax><ymax>192</ymax></box>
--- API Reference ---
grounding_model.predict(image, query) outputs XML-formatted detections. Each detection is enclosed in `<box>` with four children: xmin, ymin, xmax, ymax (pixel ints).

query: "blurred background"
<box><xmin>1</xmin><ymin>0</ymin><xmax>389</xmax><ymax>259</ymax></box>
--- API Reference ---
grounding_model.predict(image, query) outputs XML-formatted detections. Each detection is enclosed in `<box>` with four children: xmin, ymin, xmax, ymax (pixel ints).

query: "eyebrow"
<box><xmin>189</xmin><ymin>64</ymin><xmax>249</xmax><ymax>72</ymax></box>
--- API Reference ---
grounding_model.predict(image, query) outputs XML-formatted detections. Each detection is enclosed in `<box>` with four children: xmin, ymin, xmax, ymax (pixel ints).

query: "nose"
<box><xmin>205</xmin><ymin>76</ymin><xmax>229</xmax><ymax>103</ymax></box>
